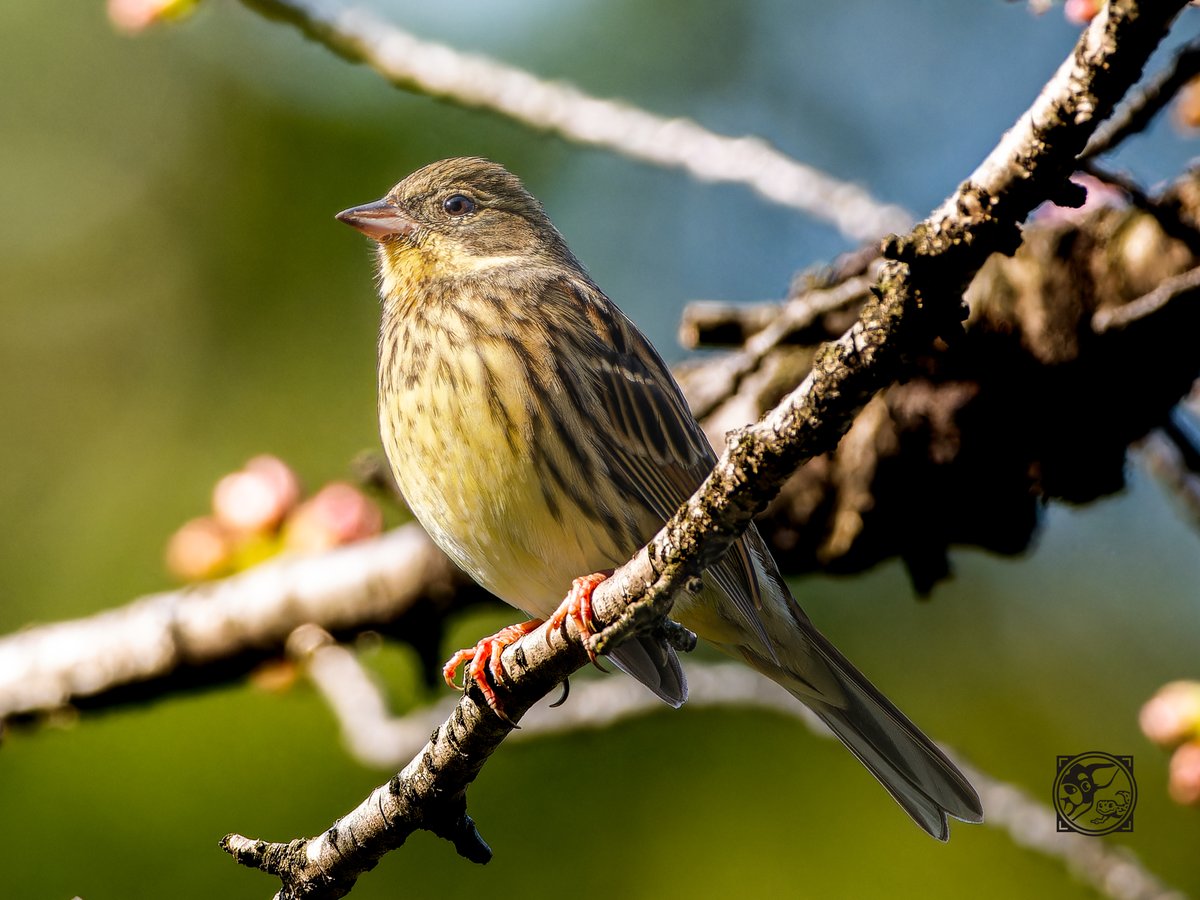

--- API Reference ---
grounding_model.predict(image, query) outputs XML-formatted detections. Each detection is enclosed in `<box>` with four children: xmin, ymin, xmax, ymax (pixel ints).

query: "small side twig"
<box><xmin>1138</xmin><ymin>389</ymin><xmax>1200</xmax><ymax>531</ymax></box>
<box><xmin>683</xmin><ymin>276</ymin><xmax>873</xmax><ymax>422</ymax></box>
<box><xmin>1083</xmin><ymin>35</ymin><xmax>1200</xmax><ymax>160</ymax></box>
<box><xmin>678</xmin><ymin>299</ymin><xmax>794</xmax><ymax>349</ymax></box>
<box><xmin>1092</xmin><ymin>263</ymin><xmax>1200</xmax><ymax>332</ymax></box>
<box><xmin>1081</xmin><ymin>161</ymin><xmax>1200</xmax><ymax>258</ymax></box>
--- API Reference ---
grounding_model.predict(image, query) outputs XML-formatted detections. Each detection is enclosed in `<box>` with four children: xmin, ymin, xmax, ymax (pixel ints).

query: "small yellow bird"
<box><xmin>337</xmin><ymin>157</ymin><xmax>982</xmax><ymax>839</ymax></box>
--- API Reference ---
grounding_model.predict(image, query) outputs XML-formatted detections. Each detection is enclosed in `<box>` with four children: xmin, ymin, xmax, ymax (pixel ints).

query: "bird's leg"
<box><xmin>443</xmin><ymin>619</ymin><xmax>543</xmax><ymax>724</ymax></box>
<box><xmin>547</xmin><ymin>572</ymin><xmax>609</xmax><ymax>667</ymax></box>
<box><xmin>442</xmin><ymin>572</ymin><xmax>609</xmax><ymax>722</ymax></box>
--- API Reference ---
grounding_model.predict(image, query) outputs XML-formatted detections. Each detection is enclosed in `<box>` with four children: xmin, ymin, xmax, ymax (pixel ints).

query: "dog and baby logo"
<box><xmin>1053</xmin><ymin>752</ymin><xmax>1137</xmax><ymax>835</ymax></box>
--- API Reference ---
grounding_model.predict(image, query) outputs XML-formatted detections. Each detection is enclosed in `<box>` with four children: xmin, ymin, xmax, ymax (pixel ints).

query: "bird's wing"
<box><xmin>550</xmin><ymin>277</ymin><xmax>773</xmax><ymax>651</ymax></box>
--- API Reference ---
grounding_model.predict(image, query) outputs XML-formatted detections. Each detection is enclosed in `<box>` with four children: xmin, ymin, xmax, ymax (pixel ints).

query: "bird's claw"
<box><xmin>547</xmin><ymin>572</ymin><xmax>609</xmax><ymax>670</ymax></box>
<box><xmin>442</xmin><ymin>572</ymin><xmax>609</xmax><ymax>722</ymax></box>
<box><xmin>442</xmin><ymin>619</ymin><xmax>543</xmax><ymax>725</ymax></box>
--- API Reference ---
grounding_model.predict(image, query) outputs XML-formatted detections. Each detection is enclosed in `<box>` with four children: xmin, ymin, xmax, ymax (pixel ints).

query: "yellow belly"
<box><xmin>380</xmin><ymin>330</ymin><xmax>622</xmax><ymax>618</ymax></box>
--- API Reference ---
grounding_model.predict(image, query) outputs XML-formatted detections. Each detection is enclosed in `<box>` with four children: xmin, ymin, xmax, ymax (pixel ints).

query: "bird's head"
<box><xmin>336</xmin><ymin>157</ymin><xmax>576</xmax><ymax>283</ymax></box>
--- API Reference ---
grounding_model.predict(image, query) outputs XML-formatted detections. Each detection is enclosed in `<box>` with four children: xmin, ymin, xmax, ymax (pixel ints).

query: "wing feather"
<box><xmin>549</xmin><ymin>277</ymin><xmax>773</xmax><ymax>652</ymax></box>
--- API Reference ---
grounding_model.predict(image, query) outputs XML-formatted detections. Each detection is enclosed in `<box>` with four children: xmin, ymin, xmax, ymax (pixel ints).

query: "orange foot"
<box><xmin>443</xmin><ymin>619</ymin><xmax>542</xmax><ymax>725</ymax></box>
<box><xmin>547</xmin><ymin>572</ymin><xmax>609</xmax><ymax>667</ymax></box>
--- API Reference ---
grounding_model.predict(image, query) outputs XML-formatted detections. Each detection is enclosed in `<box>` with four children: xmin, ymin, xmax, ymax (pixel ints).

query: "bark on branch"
<box><xmin>218</xmin><ymin>3</ymin><xmax>1188</xmax><ymax>896</ymax></box>
<box><xmin>0</xmin><ymin>525</ymin><xmax>479</xmax><ymax>723</ymax></box>
<box><xmin>684</xmin><ymin>171</ymin><xmax>1200</xmax><ymax>592</ymax></box>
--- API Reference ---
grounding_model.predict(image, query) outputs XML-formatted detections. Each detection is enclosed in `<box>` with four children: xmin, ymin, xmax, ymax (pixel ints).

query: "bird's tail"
<box><xmin>801</xmin><ymin>626</ymin><xmax>980</xmax><ymax>839</ymax></box>
<box><xmin>729</xmin><ymin>607</ymin><xmax>983</xmax><ymax>840</ymax></box>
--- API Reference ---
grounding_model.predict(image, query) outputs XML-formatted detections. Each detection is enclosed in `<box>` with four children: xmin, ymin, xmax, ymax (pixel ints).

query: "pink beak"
<box><xmin>335</xmin><ymin>198</ymin><xmax>418</xmax><ymax>242</ymax></box>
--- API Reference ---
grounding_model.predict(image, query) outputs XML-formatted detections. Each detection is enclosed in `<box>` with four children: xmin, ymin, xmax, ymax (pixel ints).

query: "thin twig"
<box><xmin>1138</xmin><ymin>388</ymin><xmax>1200</xmax><ymax>531</ymax></box>
<box><xmin>1092</xmin><ymin>263</ymin><xmax>1200</xmax><ymax>332</ymax></box>
<box><xmin>684</xmin><ymin>276</ymin><xmax>873</xmax><ymax>422</ymax></box>
<box><xmin>237</xmin><ymin>0</ymin><xmax>912</xmax><ymax>242</ymax></box>
<box><xmin>946</xmin><ymin>752</ymin><xmax>1186</xmax><ymax>900</ymax></box>
<box><xmin>678</xmin><ymin>299</ymin><xmax>793</xmax><ymax>349</ymax></box>
<box><xmin>1140</xmin><ymin>427</ymin><xmax>1200</xmax><ymax>529</ymax></box>
<box><xmin>1084</xmin><ymin>35</ymin><xmax>1200</xmax><ymax>159</ymax></box>
<box><xmin>1081</xmin><ymin>161</ymin><xmax>1200</xmax><ymax>258</ymax></box>
<box><xmin>1167</xmin><ymin>392</ymin><xmax>1200</xmax><ymax>472</ymax></box>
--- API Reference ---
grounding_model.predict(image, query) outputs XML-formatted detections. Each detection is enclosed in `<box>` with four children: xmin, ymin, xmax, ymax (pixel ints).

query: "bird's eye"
<box><xmin>442</xmin><ymin>194</ymin><xmax>476</xmax><ymax>217</ymax></box>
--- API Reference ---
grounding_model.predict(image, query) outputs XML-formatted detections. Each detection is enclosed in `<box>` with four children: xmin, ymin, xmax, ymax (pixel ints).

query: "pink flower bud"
<box><xmin>1169</xmin><ymin>741</ymin><xmax>1200</xmax><ymax>806</ymax></box>
<box><xmin>1140</xmin><ymin>681</ymin><xmax>1200</xmax><ymax>747</ymax></box>
<box><xmin>249</xmin><ymin>659</ymin><xmax>300</xmax><ymax>694</ymax></box>
<box><xmin>213</xmin><ymin>456</ymin><xmax>300</xmax><ymax>534</ymax></box>
<box><xmin>283</xmin><ymin>482</ymin><xmax>383</xmax><ymax>553</ymax></box>
<box><xmin>1174</xmin><ymin>75</ymin><xmax>1200</xmax><ymax>132</ymax></box>
<box><xmin>107</xmin><ymin>0</ymin><xmax>199</xmax><ymax>34</ymax></box>
<box><xmin>1063</xmin><ymin>0</ymin><xmax>1102</xmax><ymax>26</ymax></box>
<box><xmin>165</xmin><ymin>516</ymin><xmax>234</xmax><ymax>581</ymax></box>
<box><xmin>246</xmin><ymin>454</ymin><xmax>302</xmax><ymax>512</ymax></box>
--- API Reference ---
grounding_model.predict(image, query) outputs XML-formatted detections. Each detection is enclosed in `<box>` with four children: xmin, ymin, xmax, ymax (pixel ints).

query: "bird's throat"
<box><xmin>377</xmin><ymin>243</ymin><xmax>438</xmax><ymax>313</ymax></box>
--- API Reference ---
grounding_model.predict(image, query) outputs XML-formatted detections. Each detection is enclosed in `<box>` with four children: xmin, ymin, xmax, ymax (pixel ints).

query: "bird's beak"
<box><xmin>335</xmin><ymin>198</ymin><xmax>418</xmax><ymax>242</ymax></box>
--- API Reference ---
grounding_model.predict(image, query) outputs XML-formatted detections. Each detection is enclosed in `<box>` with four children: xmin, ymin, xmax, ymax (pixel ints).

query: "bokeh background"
<box><xmin>3</xmin><ymin>1</ymin><xmax>1199</xmax><ymax>897</ymax></box>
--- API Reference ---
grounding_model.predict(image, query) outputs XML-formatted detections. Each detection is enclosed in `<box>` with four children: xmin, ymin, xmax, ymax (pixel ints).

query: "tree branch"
<box><xmin>236</xmin><ymin>0</ymin><xmax>911</xmax><ymax>242</ymax></box>
<box><xmin>1083</xmin><ymin>34</ymin><xmax>1200</xmax><ymax>159</ymax></box>
<box><xmin>218</xmin><ymin>3</ymin><xmax>1188</xmax><ymax>896</ymax></box>
<box><xmin>1140</xmin><ymin>393</ymin><xmax>1200</xmax><ymax>531</ymax></box>
<box><xmin>0</xmin><ymin>525</ymin><xmax>475</xmax><ymax>723</ymax></box>
<box><xmin>1081</xmin><ymin>160</ymin><xmax>1200</xmax><ymax>258</ymax></box>
<box><xmin>1092</xmin><ymin>262</ymin><xmax>1200</xmax><ymax>332</ymax></box>
<box><xmin>292</xmin><ymin>628</ymin><xmax>1184</xmax><ymax>900</ymax></box>
<box><xmin>682</xmin><ymin>275</ymin><xmax>875</xmax><ymax>422</ymax></box>
<box><xmin>706</xmin><ymin>175</ymin><xmax>1200</xmax><ymax>588</ymax></box>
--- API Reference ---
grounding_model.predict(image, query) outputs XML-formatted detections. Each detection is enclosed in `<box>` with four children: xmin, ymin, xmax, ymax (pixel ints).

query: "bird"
<box><xmin>336</xmin><ymin>157</ymin><xmax>983</xmax><ymax>840</ymax></box>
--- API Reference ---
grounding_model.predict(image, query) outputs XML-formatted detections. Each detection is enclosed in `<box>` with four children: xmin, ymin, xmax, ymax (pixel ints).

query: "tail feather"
<box><xmin>772</xmin><ymin>625</ymin><xmax>983</xmax><ymax>839</ymax></box>
<box><xmin>695</xmin><ymin>527</ymin><xmax>984</xmax><ymax>838</ymax></box>
<box><xmin>609</xmin><ymin>635</ymin><xmax>688</xmax><ymax>708</ymax></box>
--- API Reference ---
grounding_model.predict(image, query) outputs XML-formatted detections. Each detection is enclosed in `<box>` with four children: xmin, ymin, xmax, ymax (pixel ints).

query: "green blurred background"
<box><xmin>2</xmin><ymin>1</ymin><xmax>1199</xmax><ymax>897</ymax></box>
